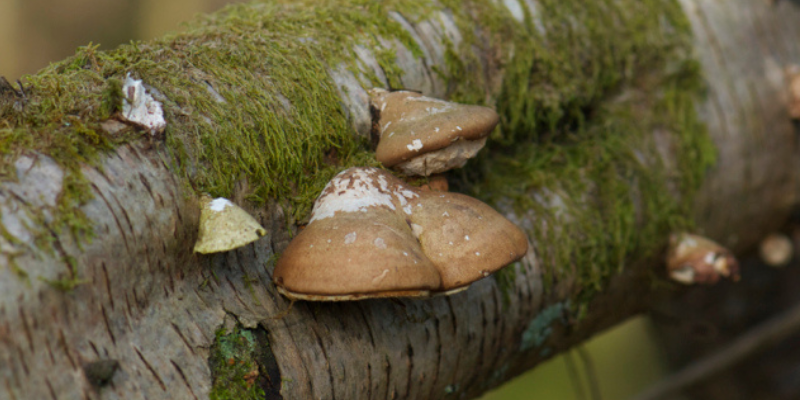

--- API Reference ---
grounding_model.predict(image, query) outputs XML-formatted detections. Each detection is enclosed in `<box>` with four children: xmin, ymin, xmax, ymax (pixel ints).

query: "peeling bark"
<box><xmin>1</xmin><ymin>1</ymin><xmax>799</xmax><ymax>400</ymax></box>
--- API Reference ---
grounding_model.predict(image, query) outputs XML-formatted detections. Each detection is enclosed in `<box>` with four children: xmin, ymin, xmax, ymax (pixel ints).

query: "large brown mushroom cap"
<box><xmin>409</xmin><ymin>192</ymin><xmax>529</xmax><ymax>290</ymax></box>
<box><xmin>274</xmin><ymin>206</ymin><xmax>441</xmax><ymax>301</ymax></box>
<box><xmin>371</xmin><ymin>90</ymin><xmax>499</xmax><ymax>176</ymax></box>
<box><xmin>273</xmin><ymin>167</ymin><xmax>529</xmax><ymax>300</ymax></box>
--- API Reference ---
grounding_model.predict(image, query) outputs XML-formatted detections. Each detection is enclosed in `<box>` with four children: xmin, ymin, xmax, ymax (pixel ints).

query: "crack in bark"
<box><xmin>170</xmin><ymin>359</ymin><xmax>199</xmax><ymax>400</ymax></box>
<box><xmin>44</xmin><ymin>377</ymin><xmax>57</xmax><ymax>400</ymax></box>
<box><xmin>101</xmin><ymin>262</ymin><xmax>115</xmax><ymax>311</ymax></box>
<box><xmin>56</xmin><ymin>328</ymin><xmax>76</xmax><ymax>370</ymax></box>
<box><xmin>100</xmin><ymin>305</ymin><xmax>116</xmax><ymax>346</ymax></box>
<box><xmin>171</xmin><ymin>322</ymin><xmax>196</xmax><ymax>355</ymax></box>
<box><xmin>309</xmin><ymin>325</ymin><xmax>335</xmax><ymax>399</ymax></box>
<box><xmin>44</xmin><ymin>333</ymin><xmax>56</xmax><ymax>365</ymax></box>
<box><xmin>18</xmin><ymin>306</ymin><xmax>33</xmax><ymax>352</ymax></box>
<box><xmin>134</xmin><ymin>346</ymin><xmax>166</xmax><ymax>391</ymax></box>
<box><xmin>90</xmin><ymin>183</ymin><xmax>132</xmax><ymax>256</ymax></box>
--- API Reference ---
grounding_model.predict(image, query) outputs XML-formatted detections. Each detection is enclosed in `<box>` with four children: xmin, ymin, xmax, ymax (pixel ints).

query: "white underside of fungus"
<box><xmin>396</xmin><ymin>137</ymin><xmax>488</xmax><ymax>176</ymax></box>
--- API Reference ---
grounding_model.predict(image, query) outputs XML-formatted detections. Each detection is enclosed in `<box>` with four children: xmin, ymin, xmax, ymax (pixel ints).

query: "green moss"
<box><xmin>209</xmin><ymin>324</ymin><xmax>280</xmax><ymax>400</ymax></box>
<box><xmin>474</xmin><ymin>57</ymin><xmax>712</xmax><ymax>304</ymax></box>
<box><xmin>39</xmin><ymin>275</ymin><xmax>89</xmax><ymax>292</ymax></box>
<box><xmin>0</xmin><ymin>0</ymin><xmax>713</xmax><ymax>305</ymax></box>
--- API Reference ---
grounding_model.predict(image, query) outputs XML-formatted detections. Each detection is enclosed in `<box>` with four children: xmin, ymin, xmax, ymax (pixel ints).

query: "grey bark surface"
<box><xmin>1</xmin><ymin>1</ymin><xmax>799</xmax><ymax>400</ymax></box>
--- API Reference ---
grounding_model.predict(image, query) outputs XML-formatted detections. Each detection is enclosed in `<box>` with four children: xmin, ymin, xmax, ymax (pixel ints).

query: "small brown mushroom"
<box><xmin>370</xmin><ymin>89</ymin><xmax>499</xmax><ymax>176</ymax></box>
<box><xmin>666</xmin><ymin>233</ymin><xmax>740</xmax><ymax>285</ymax></box>
<box><xmin>759</xmin><ymin>233</ymin><xmax>793</xmax><ymax>267</ymax></box>
<box><xmin>193</xmin><ymin>196</ymin><xmax>267</xmax><ymax>254</ymax></box>
<box><xmin>273</xmin><ymin>167</ymin><xmax>528</xmax><ymax>300</ymax></box>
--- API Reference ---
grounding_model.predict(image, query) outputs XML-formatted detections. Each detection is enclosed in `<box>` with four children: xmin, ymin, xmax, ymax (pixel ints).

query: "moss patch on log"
<box><xmin>0</xmin><ymin>0</ymin><xmax>712</xmax><ymax>300</ymax></box>
<box><xmin>209</xmin><ymin>324</ymin><xmax>281</xmax><ymax>399</ymax></box>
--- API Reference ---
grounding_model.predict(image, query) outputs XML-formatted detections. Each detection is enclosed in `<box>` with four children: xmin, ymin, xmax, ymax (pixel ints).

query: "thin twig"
<box><xmin>577</xmin><ymin>346</ymin><xmax>603</xmax><ymax>400</ymax></box>
<box><xmin>565</xmin><ymin>350</ymin><xmax>588</xmax><ymax>400</ymax></box>
<box><xmin>631</xmin><ymin>300</ymin><xmax>800</xmax><ymax>400</ymax></box>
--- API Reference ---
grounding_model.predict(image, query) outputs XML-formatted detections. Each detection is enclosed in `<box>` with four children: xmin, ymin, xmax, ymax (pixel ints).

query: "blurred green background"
<box><xmin>0</xmin><ymin>1</ymin><xmax>668</xmax><ymax>398</ymax></box>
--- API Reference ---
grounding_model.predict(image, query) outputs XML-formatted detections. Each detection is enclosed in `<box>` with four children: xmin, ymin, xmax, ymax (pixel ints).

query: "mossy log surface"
<box><xmin>0</xmin><ymin>0</ymin><xmax>798</xmax><ymax>399</ymax></box>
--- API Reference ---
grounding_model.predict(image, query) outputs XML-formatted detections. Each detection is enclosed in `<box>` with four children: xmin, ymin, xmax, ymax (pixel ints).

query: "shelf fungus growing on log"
<box><xmin>193</xmin><ymin>197</ymin><xmax>267</xmax><ymax>254</ymax></box>
<box><xmin>120</xmin><ymin>73</ymin><xmax>166</xmax><ymax>135</ymax></box>
<box><xmin>272</xmin><ymin>167</ymin><xmax>528</xmax><ymax>301</ymax></box>
<box><xmin>369</xmin><ymin>89</ymin><xmax>499</xmax><ymax>176</ymax></box>
<box><xmin>666</xmin><ymin>233</ymin><xmax>740</xmax><ymax>284</ymax></box>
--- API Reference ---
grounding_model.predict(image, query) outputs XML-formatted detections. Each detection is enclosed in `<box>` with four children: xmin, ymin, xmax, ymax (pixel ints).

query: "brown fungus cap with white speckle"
<box><xmin>370</xmin><ymin>89</ymin><xmax>499</xmax><ymax>176</ymax></box>
<box><xmin>272</xmin><ymin>167</ymin><xmax>529</xmax><ymax>301</ymax></box>
<box><xmin>666</xmin><ymin>233</ymin><xmax>740</xmax><ymax>285</ymax></box>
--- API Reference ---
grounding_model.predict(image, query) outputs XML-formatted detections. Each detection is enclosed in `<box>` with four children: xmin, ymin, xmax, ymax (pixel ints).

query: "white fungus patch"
<box><xmin>374</xmin><ymin>237</ymin><xmax>387</xmax><ymax>249</ymax></box>
<box><xmin>310</xmin><ymin>168</ymin><xmax>397</xmax><ymax>222</ymax></box>
<box><xmin>442</xmin><ymin>211</ymin><xmax>450</xmax><ymax>217</ymax></box>
<box><xmin>209</xmin><ymin>198</ymin><xmax>233</xmax><ymax>212</ymax></box>
<box><xmin>344</xmin><ymin>232</ymin><xmax>357</xmax><ymax>244</ymax></box>
<box><xmin>407</xmin><ymin>139</ymin><xmax>424</xmax><ymax>152</ymax></box>
<box><xmin>121</xmin><ymin>74</ymin><xmax>166</xmax><ymax>134</ymax></box>
<box><xmin>703</xmin><ymin>252</ymin><xmax>715</xmax><ymax>265</ymax></box>
<box><xmin>465</xmin><ymin>235</ymin><xmax>470</xmax><ymax>241</ymax></box>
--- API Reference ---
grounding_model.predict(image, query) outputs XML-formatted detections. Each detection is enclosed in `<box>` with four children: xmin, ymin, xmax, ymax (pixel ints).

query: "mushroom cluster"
<box><xmin>666</xmin><ymin>233</ymin><xmax>740</xmax><ymax>284</ymax></box>
<box><xmin>273</xmin><ymin>167</ymin><xmax>528</xmax><ymax>301</ymax></box>
<box><xmin>370</xmin><ymin>89</ymin><xmax>498</xmax><ymax>177</ymax></box>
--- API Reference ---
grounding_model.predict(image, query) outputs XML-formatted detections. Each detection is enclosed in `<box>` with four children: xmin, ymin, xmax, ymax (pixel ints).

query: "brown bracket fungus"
<box><xmin>759</xmin><ymin>233</ymin><xmax>793</xmax><ymax>267</ymax></box>
<box><xmin>273</xmin><ymin>167</ymin><xmax>528</xmax><ymax>301</ymax></box>
<box><xmin>666</xmin><ymin>233</ymin><xmax>740</xmax><ymax>285</ymax></box>
<box><xmin>193</xmin><ymin>197</ymin><xmax>267</xmax><ymax>254</ymax></box>
<box><xmin>369</xmin><ymin>89</ymin><xmax>499</xmax><ymax>176</ymax></box>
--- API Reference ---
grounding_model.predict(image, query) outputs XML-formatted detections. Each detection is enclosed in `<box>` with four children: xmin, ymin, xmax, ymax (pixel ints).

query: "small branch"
<box><xmin>632</xmin><ymin>301</ymin><xmax>800</xmax><ymax>400</ymax></box>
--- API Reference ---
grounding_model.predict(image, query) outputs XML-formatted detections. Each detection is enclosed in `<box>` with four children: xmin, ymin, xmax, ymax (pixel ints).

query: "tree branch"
<box><xmin>0</xmin><ymin>0</ymin><xmax>798</xmax><ymax>399</ymax></box>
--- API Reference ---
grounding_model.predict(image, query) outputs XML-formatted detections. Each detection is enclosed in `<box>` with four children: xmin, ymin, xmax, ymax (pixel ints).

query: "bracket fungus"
<box><xmin>369</xmin><ymin>89</ymin><xmax>499</xmax><ymax>176</ymax></box>
<box><xmin>120</xmin><ymin>73</ymin><xmax>166</xmax><ymax>135</ymax></box>
<box><xmin>759</xmin><ymin>233</ymin><xmax>793</xmax><ymax>267</ymax></box>
<box><xmin>193</xmin><ymin>197</ymin><xmax>267</xmax><ymax>254</ymax></box>
<box><xmin>273</xmin><ymin>167</ymin><xmax>528</xmax><ymax>301</ymax></box>
<box><xmin>666</xmin><ymin>233</ymin><xmax>740</xmax><ymax>285</ymax></box>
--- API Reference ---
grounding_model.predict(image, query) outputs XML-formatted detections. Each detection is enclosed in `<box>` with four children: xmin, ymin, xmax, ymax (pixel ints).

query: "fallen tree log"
<box><xmin>0</xmin><ymin>0</ymin><xmax>798</xmax><ymax>399</ymax></box>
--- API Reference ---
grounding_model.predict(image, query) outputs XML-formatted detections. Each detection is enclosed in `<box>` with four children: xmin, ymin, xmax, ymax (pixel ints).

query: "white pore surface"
<box><xmin>209</xmin><ymin>198</ymin><xmax>233</xmax><ymax>212</ymax></box>
<box><xmin>121</xmin><ymin>74</ymin><xmax>166</xmax><ymax>134</ymax></box>
<box><xmin>310</xmin><ymin>168</ymin><xmax>420</xmax><ymax>222</ymax></box>
<box><xmin>397</xmin><ymin>137</ymin><xmax>487</xmax><ymax>176</ymax></box>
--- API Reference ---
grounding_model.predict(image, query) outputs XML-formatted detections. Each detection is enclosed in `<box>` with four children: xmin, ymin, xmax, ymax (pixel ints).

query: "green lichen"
<box><xmin>520</xmin><ymin>302</ymin><xmax>570</xmax><ymax>351</ymax></box>
<box><xmin>208</xmin><ymin>325</ymin><xmax>265</xmax><ymax>400</ymax></box>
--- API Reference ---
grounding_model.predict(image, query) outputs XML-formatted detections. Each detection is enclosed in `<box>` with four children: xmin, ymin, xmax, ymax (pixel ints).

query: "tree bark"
<box><xmin>0</xmin><ymin>1</ymin><xmax>798</xmax><ymax>400</ymax></box>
